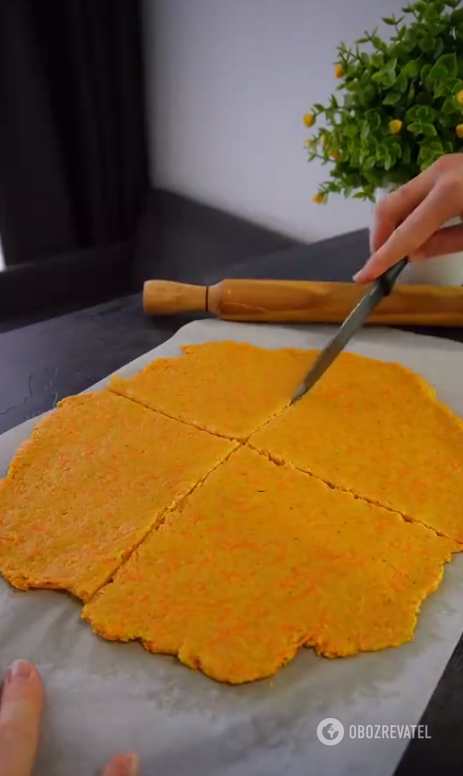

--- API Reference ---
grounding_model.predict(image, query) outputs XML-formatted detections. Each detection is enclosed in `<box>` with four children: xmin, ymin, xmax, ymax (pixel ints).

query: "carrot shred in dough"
<box><xmin>83</xmin><ymin>447</ymin><xmax>457</xmax><ymax>684</ymax></box>
<box><xmin>108</xmin><ymin>341</ymin><xmax>316</xmax><ymax>439</ymax></box>
<box><xmin>250</xmin><ymin>351</ymin><xmax>463</xmax><ymax>543</ymax></box>
<box><xmin>0</xmin><ymin>391</ymin><xmax>236</xmax><ymax>601</ymax></box>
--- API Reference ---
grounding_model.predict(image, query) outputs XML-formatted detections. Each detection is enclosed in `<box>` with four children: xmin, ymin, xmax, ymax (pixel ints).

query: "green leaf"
<box><xmin>416</xmin><ymin>105</ymin><xmax>434</xmax><ymax>121</ymax></box>
<box><xmin>361</xmin><ymin>122</ymin><xmax>370</xmax><ymax>141</ymax></box>
<box><xmin>439</xmin><ymin>112</ymin><xmax>460</xmax><ymax>128</ymax></box>
<box><xmin>357</xmin><ymin>85</ymin><xmax>376</xmax><ymax>106</ymax></box>
<box><xmin>377</xmin><ymin>143</ymin><xmax>388</xmax><ymax>160</ymax></box>
<box><xmin>405</xmin><ymin>105</ymin><xmax>421</xmax><ymax>122</ymax></box>
<box><xmin>428</xmin><ymin>65</ymin><xmax>449</xmax><ymax>82</ymax></box>
<box><xmin>433</xmin><ymin>38</ymin><xmax>445</xmax><ymax>59</ymax></box>
<box><xmin>421</xmin><ymin>63</ymin><xmax>432</xmax><ymax>80</ymax></box>
<box><xmin>371</xmin><ymin>70</ymin><xmax>385</xmax><ymax>84</ymax></box>
<box><xmin>443</xmin><ymin>96</ymin><xmax>458</xmax><ymax>114</ymax></box>
<box><xmin>366</xmin><ymin>110</ymin><xmax>381</xmax><ymax>130</ymax></box>
<box><xmin>418</xmin><ymin>146</ymin><xmax>434</xmax><ymax>161</ymax></box>
<box><xmin>383</xmin><ymin>70</ymin><xmax>398</xmax><ymax>88</ymax></box>
<box><xmin>434</xmin><ymin>81</ymin><xmax>452</xmax><ymax>99</ymax></box>
<box><xmin>370</xmin><ymin>53</ymin><xmax>384</xmax><ymax>68</ymax></box>
<box><xmin>431</xmin><ymin>53</ymin><xmax>458</xmax><ymax>79</ymax></box>
<box><xmin>313</xmin><ymin>103</ymin><xmax>325</xmax><ymax>112</ymax></box>
<box><xmin>372</xmin><ymin>35</ymin><xmax>387</xmax><ymax>51</ymax></box>
<box><xmin>402</xmin><ymin>30</ymin><xmax>417</xmax><ymax>52</ymax></box>
<box><xmin>363</xmin><ymin>156</ymin><xmax>376</xmax><ymax>170</ymax></box>
<box><xmin>382</xmin><ymin>16</ymin><xmax>397</xmax><ymax>24</ymax></box>
<box><xmin>421</xmin><ymin>63</ymin><xmax>434</xmax><ymax>91</ymax></box>
<box><xmin>389</xmin><ymin>43</ymin><xmax>406</xmax><ymax>60</ymax></box>
<box><xmin>419</xmin><ymin>35</ymin><xmax>435</xmax><ymax>53</ymax></box>
<box><xmin>396</xmin><ymin>72</ymin><xmax>409</xmax><ymax>94</ymax></box>
<box><xmin>330</xmin><ymin>95</ymin><xmax>339</xmax><ymax>109</ymax></box>
<box><xmin>408</xmin><ymin>82</ymin><xmax>416</xmax><ymax>101</ymax></box>
<box><xmin>384</xmin><ymin>153</ymin><xmax>393</xmax><ymax>171</ymax></box>
<box><xmin>407</xmin><ymin>121</ymin><xmax>424</xmax><ymax>135</ymax></box>
<box><xmin>387</xmin><ymin>138</ymin><xmax>402</xmax><ymax>153</ymax></box>
<box><xmin>383</xmin><ymin>92</ymin><xmax>402</xmax><ymax>105</ymax></box>
<box><xmin>421</xmin><ymin>123</ymin><xmax>438</xmax><ymax>136</ymax></box>
<box><xmin>403</xmin><ymin>58</ymin><xmax>422</xmax><ymax>78</ymax></box>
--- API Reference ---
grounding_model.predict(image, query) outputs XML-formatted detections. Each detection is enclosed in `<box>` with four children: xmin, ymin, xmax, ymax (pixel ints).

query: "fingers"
<box><xmin>355</xmin><ymin>184</ymin><xmax>459</xmax><ymax>282</ymax></box>
<box><xmin>101</xmin><ymin>753</ymin><xmax>139</xmax><ymax>776</ymax></box>
<box><xmin>369</xmin><ymin>172</ymin><xmax>435</xmax><ymax>254</ymax></box>
<box><xmin>0</xmin><ymin>660</ymin><xmax>43</xmax><ymax>776</ymax></box>
<box><xmin>409</xmin><ymin>222</ymin><xmax>463</xmax><ymax>262</ymax></box>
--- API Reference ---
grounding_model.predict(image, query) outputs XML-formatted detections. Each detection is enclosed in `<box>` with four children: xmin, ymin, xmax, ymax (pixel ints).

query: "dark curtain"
<box><xmin>0</xmin><ymin>0</ymin><xmax>149</xmax><ymax>268</ymax></box>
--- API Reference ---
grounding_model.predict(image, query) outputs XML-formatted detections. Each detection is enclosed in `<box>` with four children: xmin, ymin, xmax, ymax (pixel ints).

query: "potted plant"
<box><xmin>303</xmin><ymin>0</ymin><xmax>463</xmax><ymax>284</ymax></box>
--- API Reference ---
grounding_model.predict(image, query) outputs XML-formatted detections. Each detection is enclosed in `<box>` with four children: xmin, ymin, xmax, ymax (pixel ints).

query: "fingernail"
<box><xmin>353</xmin><ymin>270</ymin><xmax>368</xmax><ymax>283</ymax></box>
<box><xmin>6</xmin><ymin>660</ymin><xmax>33</xmax><ymax>684</ymax></box>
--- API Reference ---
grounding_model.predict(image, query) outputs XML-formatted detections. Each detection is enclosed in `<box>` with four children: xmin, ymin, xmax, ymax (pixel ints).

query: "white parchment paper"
<box><xmin>1</xmin><ymin>320</ymin><xmax>463</xmax><ymax>776</ymax></box>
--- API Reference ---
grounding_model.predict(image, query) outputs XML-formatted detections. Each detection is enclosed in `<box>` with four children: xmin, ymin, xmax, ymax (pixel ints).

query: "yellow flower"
<box><xmin>330</xmin><ymin>150</ymin><xmax>340</xmax><ymax>160</ymax></box>
<box><xmin>457</xmin><ymin>90</ymin><xmax>463</xmax><ymax>105</ymax></box>
<box><xmin>456</xmin><ymin>124</ymin><xmax>463</xmax><ymax>138</ymax></box>
<box><xmin>313</xmin><ymin>193</ymin><xmax>325</xmax><ymax>204</ymax></box>
<box><xmin>389</xmin><ymin>119</ymin><xmax>403</xmax><ymax>135</ymax></box>
<box><xmin>303</xmin><ymin>113</ymin><xmax>315</xmax><ymax>128</ymax></box>
<box><xmin>334</xmin><ymin>64</ymin><xmax>344</xmax><ymax>78</ymax></box>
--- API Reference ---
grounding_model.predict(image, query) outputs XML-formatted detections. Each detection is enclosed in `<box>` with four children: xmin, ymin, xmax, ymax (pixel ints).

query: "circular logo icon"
<box><xmin>317</xmin><ymin>717</ymin><xmax>345</xmax><ymax>746</ymax></box>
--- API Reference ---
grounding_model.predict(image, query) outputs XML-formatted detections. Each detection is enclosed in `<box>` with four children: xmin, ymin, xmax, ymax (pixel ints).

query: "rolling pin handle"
<box><xmin>143</xmin><ymin>280</ymin><xmax>208</xmax><ymax>315</ymax></box>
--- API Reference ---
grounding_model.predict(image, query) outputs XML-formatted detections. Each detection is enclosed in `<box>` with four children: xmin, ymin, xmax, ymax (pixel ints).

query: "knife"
<box><xmin>291</xmin><ymin>258</ymin><xmax>408</xmax><ymax>403</ymax></box>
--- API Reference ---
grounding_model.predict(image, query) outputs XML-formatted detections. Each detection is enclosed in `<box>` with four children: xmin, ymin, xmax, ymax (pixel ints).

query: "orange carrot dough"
<box><xmin>0</xmin><ymin>391</ymin><xmax>236</xmax><ymax>601</ymax></box>
<box><xmin>108</xmin><ymin>341</ymin><xmax>316</xmax><ymax>439</ymax></box>
<box><xmin>250</xmin><ymin>351</ymin><xmax>463</xmax><ymax>543</ymax></box>
<box><xmin>83</xmin><ymin>447</ymin><xmax>456</xmax><ymax>684</ymax></box>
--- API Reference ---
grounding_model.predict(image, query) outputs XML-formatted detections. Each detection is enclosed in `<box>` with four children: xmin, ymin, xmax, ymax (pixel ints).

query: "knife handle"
<box><xmin>378</xmin><ymin>258</ymin><xmax>409</xmax><ymax>295</ymax></box>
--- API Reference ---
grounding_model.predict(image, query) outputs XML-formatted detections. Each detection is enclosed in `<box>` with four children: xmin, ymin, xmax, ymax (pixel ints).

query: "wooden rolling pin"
<box><xmin>143</xmin><ymin>278</ymin><xmax>463</xmax><ymax>326</ymax></box>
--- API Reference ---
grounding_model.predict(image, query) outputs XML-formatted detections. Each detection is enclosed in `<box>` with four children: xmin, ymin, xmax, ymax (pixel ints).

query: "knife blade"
<box><xmin>291</xmin><ymin>258</ymin><xmax>408</xmax><ymax>403</ymax></box>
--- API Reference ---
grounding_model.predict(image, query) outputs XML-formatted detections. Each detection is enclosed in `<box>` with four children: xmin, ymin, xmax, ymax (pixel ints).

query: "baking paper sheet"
<box><xmin>1</xmin><ymin>319</ymin><xmax>463</xmax><ymax>776</ymax></box>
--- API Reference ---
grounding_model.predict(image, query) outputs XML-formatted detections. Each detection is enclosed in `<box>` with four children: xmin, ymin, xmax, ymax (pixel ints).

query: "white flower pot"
<box><xmin>373</xmin><ymin>188</ymin><xmax>463</xmax><ymax>286</ymax></box>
